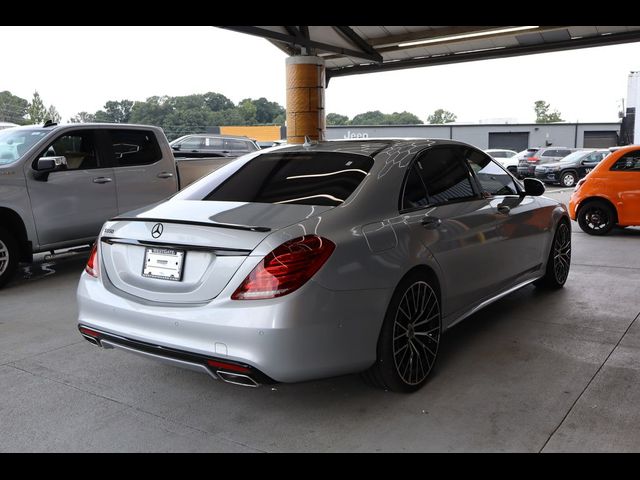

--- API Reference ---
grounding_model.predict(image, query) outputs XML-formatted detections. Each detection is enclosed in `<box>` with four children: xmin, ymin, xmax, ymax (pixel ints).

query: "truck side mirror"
<box><xmin>33</xmin><ymin>156</ymin><xmax>68</xmax><ymax>181</ymax></box>
<box><xmin>171</xmin><ymin>144</ymin><xmax>181</xmax><ymax>151</ymax></box>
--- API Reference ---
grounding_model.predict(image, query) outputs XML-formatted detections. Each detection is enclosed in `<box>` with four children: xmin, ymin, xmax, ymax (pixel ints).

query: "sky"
<box><xmin>1</xmin><ymin>25</ymin><xmax>639</xmax><ymax>124</ymax></box>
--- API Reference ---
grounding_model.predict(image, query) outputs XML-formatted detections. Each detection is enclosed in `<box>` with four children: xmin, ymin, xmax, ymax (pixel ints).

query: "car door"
<box><xmin>578</xmin><ymin>151</ymin><xmax>605</xmax><ymax>179</ymax></box>
<box><xmin>609</xmin><ymin>150</ymin><xmax>640</xmax><ymax>224</ymax></box>
<box><xmin>107</xmin><ymin>128</ymin><xmax>178</xmax><ymax>214</ymax></box>
<box><xmin>463</xmin><ymin>147</ymin><xmax>546</xmax><ymax>290</ymax></box>
<box><xmin>400</xmin><ymin>146</ymin><xmax>501</xmax><ymax>317</ymax></box>
<box><xmin>26</xmin><ymin>129</ymin><xmax>117</xmax><ymax>247</ymax></box>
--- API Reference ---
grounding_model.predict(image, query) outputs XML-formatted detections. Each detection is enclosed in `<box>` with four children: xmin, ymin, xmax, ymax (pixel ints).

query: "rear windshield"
<box><xmin>203</xmin><ymin>152</ymin><xmax>374</xmax><ymax>206</ymax></box>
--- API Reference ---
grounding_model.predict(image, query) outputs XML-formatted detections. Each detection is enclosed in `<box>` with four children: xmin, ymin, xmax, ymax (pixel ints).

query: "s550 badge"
<box><xmin>104</xmin><ymin>228</ymin><xmax>115</xmax><ymax>234</ymax></box>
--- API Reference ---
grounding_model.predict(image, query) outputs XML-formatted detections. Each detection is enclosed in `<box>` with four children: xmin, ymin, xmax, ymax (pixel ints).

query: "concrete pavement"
<box><xmin>1</xmin><ymin>189</ymin><xmax>638</xmax><ymax>452</ymax></box>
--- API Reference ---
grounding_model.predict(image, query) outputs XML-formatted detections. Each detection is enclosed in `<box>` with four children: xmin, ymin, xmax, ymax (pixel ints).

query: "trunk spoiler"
<box><xmin>108</xmin><ymin>217</ymin><xmax>271</xmax><ymax>233</ymax></box>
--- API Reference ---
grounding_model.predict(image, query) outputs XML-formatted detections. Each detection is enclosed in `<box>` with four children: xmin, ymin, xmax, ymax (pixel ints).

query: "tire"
<box><xmin>0</xmin><ymin>227</ymin><xmax>19</xmax><ymax>288</ymax></box>
<box><xmin>534</xmin><ymin>221</ymin><xmax>571</xmax><ymax>289</ymax></box>
<box><xmin>363</xmin><ymin>272</ymin><xmax>441</xmax><ymax>393</ymax></box>
<box><xmin>560</xmin><ymin>171</ymin><xmax>577</xmax><ymax>188</ymax></box>
<box><xmin>577</xmin><ymin>200</ymin><xmax>616</xmax><ymax>236</ymax></box>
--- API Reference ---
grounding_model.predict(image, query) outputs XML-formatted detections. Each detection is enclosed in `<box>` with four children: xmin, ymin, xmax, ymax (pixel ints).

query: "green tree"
<box><xmin>326</xmin><ymin>113</ymin><xmax>350</xmax><ymax>125</ymax></box>
<box><xmin>26</xmin><ymin>91</ymin><xmax>47</xmax><ymax>124</ymax></box>
<box><xmin>387</xmin><ymin>111</ymin><xmax>423</xmax><ymax>125</ymax></box>
<box><xmin>69</xmin><ymin>111</ymin><xmax>96</xmax><ymax>123</ymax></box>
<box><xmin>203</xmin><ymin>92</ymin><xmax>234</xmax><ymax>112</ymax></box>
<box><xmin>350</xmin><ymin>110</ymin><xmax>386</xmax><ymax>125</ymax></box>
<box><xmin>534</xmin><ymin>100</ymin><xmax>564</xmax><ymax>123</ymax></box>
<box><xmin>0</xmin><ymin>91</ymin><xmax>29</xmax><ymax>124</ymax></box>
<box><xmin>46</xmin><ymin>105</ymin><xmax>61</xmax><ymax>123</ymax></box>
<box><xmin>427</xmin><ymin>109</ymin><xmax>457</xmax><ymax>124</ymax></box>
<box><xmin>251</xmin><ymin>97</ymin><xmax>285</xmax><ymax>124</ymax></box>
<box><xmin>238</xmin><ymin>99</ymin><xmax>257</xmax><ymax>125</ymax></box>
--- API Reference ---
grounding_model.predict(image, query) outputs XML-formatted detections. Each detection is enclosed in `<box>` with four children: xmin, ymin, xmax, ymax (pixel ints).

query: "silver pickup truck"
<box><xmin>0</xmin><ymin>123</ymin><xmax>180</xmax><ymax>287</ymax></box>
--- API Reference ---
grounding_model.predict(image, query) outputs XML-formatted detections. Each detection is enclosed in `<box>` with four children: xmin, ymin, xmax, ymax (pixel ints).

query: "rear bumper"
<box><xmin>77</xmin><ymin>273</ymin><xmax>391</xmax><ymax>383</ymax></box>
<box><xmin>517</xmin><ymin>165</ymin><xmax>537</xmax><ymax>177</ymax></box>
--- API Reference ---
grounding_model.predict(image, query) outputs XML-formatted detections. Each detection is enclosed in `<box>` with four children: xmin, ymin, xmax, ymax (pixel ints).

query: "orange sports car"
<box><xmin>569</xmin><ymin>145</ymin><xmax>640</xmax><ymax>235</ymax></box>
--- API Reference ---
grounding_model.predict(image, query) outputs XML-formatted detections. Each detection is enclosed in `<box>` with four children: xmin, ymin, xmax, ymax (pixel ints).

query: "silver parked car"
<box><xmin>77</xmin><ymin>139</ymin><xmax>571</xmax><ymax>392</ymax></box>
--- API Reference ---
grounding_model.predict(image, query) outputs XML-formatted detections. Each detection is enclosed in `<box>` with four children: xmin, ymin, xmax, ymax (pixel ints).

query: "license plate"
<box><xmin>142</xmin><ymin>247</ymin><xmax>185</xmax><ymax>281</ymax></box>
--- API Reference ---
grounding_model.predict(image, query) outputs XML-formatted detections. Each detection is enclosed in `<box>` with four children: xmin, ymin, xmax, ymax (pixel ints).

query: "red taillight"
<box><xmin>231</xmin><ymin>235</ymin><xmax>335</xmax><ymax>300</ymax></box>
<box><xmin>527</xmin><ymin>156</ymin><xmax>540</xmax><ymax>163</ymax></box>
<box><xmin>85</xmin><ymin>243</ymin><xmax>98</xmax><ymax>278</ymax></box>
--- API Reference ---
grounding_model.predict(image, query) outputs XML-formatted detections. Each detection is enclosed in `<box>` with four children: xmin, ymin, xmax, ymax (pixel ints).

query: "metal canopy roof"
<box><xmin>219</xmin><ymin>26</ymin><xmax>640</xmax><ymax>81</ymax></box>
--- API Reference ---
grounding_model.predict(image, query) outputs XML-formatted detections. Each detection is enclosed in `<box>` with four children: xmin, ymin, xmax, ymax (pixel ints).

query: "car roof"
<box><xmin>270</xmin><ymin>138</ymin><xmax>474</xmax><ymax>157</ymax></box>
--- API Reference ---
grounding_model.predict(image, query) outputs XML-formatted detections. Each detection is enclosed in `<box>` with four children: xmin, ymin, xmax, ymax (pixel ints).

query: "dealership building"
<box><xmin>325</xmin><ymin>122</ymin><xmax>622</xmax><ymax>151</ymax></box>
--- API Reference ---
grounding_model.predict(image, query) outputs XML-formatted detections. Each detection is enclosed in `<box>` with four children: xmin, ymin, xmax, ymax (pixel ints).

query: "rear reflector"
<box><xmin>85</xmin><ymin>243</ymin><xmax>98</xmax><ymax>278</ymax></box>
<box><xmin>79</xmin><ymin>326</ymin><xmax>101</xmax><ymax>338</ymax></box>
<box><xmin>231</xmin><ymin>235</ymin><xmax>335</xmax><ymax>300</ymax></box>
<box><xmin>207</xmin><ymin>359</ymin><xmax>251</xmax><ymax>374</ymax></box>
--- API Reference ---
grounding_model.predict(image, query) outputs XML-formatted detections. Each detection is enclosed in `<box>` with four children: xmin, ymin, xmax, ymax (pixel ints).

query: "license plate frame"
<box><xmin>142</xmin><ymin>247</ymin><xmax>185</xmax><ymax>282</ymax></box>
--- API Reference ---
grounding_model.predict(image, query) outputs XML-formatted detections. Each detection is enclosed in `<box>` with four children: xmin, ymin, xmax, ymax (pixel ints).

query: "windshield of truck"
<box><xmin>0</xmin><ymin>128</ymin><xmax>49</xmax><ymax>166</ymax></box>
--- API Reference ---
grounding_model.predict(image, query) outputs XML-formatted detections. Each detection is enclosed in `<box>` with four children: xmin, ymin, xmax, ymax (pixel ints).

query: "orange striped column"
<box><xmin>286</xmin><ymin>56</ymin><xmax>325</xmax><ymax>144</ymax></box>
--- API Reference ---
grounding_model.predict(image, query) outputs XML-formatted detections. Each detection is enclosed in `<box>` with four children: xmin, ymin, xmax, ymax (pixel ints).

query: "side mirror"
<box><xmin>171</xmin><ymin>144</ymin><xmax>181</xmax><ymax>151</ymax></box>
<box><xmin>33</xmin><ymin>156</ymin><xmax>67</xmax><ymax>181</ymax></box>
<box><xmin>523</xmin><ymin>177</ymin><xmax>545</xmax><ymax>196</ymax></box>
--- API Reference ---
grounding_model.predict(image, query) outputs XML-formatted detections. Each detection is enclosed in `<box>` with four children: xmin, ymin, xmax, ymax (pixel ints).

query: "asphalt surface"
<box><xmin>1</xmin><ymin>186</ymin><xmax>639</xmax><ymax>452</ymax></box>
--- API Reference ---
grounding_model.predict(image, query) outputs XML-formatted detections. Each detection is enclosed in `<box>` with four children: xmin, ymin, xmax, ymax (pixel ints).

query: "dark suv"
<box><xmin>517</xmin><ymin>147</ymin><xmax>575</xmax><ymax>178</ymax></box>
<box><xmin>170</xmin><ymin>134</ymin><xmax>259</xmax><ymax>158</ymax></box>
<box><xmin>534</xmin><ymin>149</ymin><xmax>609</xmax><ymax>187</ymax></box>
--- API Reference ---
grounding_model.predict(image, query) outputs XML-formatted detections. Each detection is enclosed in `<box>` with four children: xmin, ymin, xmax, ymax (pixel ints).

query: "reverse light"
<box><xmin>85</xmin><ymin>243</ymin><xmax>99</xmax><ymax>278</ymax></box>
<box><xmin>232</xmin><ymin>235</ymin><xmax>335</xmax><ymax>300</ymax></box>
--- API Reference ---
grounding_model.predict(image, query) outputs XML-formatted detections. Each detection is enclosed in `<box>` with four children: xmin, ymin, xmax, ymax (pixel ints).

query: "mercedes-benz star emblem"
<box><xmin>151</xmin><ymin>223</ymin><xmax>164</xmax><ymax>238</ymax></box>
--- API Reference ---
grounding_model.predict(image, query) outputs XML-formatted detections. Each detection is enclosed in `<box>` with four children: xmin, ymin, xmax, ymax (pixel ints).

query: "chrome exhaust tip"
<box><xmin>216</xmin><ymin>370</ymin><xmax>260</xmax><ymax>388</ymax></box>
<box><xmin>81</xmin><ymin>333</ymin><xmax>101</xmax><ymax>347</ymax></box>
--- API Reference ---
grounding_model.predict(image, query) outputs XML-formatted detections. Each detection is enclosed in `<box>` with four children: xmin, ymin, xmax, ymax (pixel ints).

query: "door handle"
<box><xmin>92</xmin><ymin>177</ymin><xmax>112</xmax><ymax>184</ymax></box>
<box><xmin>157</xmin><ymin>172</ymin><xmax>174</xmax><ymax>179</ymax></box>
<box><xmin>497</xmin><ymin>205</ymin><xmax>511</xmax><ymax>215</ymax></box>
<box><xmin>421</xmin><ymin>216</ymin><xmax>442</xmax><ymax>229</ymax></box>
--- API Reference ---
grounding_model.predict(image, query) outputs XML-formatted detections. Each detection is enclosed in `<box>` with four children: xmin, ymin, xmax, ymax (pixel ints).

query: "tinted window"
<box><xmin>38</xmin><ymin>131</ymin><xmax>99</xmax><ymax>170</ymax></box>
<box><xmin>110</xmin><ymin>130</ymin><xmax>162</xmax><ymax>167</ymax></box>
<box><xmin>416</xmin><ymin>147</ymin><xmax>476</xmax><ymax>204</ymax></box>
<box><xmin>557</xmin><ymin>150</ymin><xmax>572</xmax><ymax>157</ymax></box>
<box><xmin>401</xmin><ymin>164</ymin><xmax>429</xmax><ymax>210</ymax></box>
<box><xmin>204</xmin><ymin>152</ymin><xmax>373</xmax><ymax>206</ymax></box>
<box><xmin>541</xmin><ymin>149</ymin><xmax>559</xmax><ymax>157</ymax></box>
<box><xmin>202</xmin><ymin>137</ymin><xmax>224</xmax><ymax>150</ymax></box>
<box><xmin>180</xmin><ymin>136</ymin><xmax>203</xmax><ymax>149</ymax></box>
<box><xmin>610</xmin><ymin>151</ymin><xmax>640</xmax><ymax>171</ymax></box>
<box><xmin>225</xmin><ymin>139</ymin><xmax>250</xmax><ymax>152</ymax></box>
<box><xmin>465</xmin><ymin>148</ymin><xmax>518</xmax><ymax>196</ymax></box>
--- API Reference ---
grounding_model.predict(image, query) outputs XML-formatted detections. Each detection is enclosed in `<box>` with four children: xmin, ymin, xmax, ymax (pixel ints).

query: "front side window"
<box><xmin>109</xmin><ymin>130</ymin><xmax>162</xmax><ymax>167</ymax></box>
<box><xmin>37</xmin><ymin>131</ymin><xmax>99</xmax><ymax>170</ymax></box>
<box><xmin>179</xmin><ymin>136</ymin><xmax>203</xmax><ymax>150</ymax></box>
<box><xmin>204</xmin><ymin>152</ymin><xmax>374</xmax><ymax>206</ymax></box>
<box><xmin>0</xmin><ymin>128</ymin><xmax>49</xmax><ymax>165</ymax></box>
<box><xmin>415</xmin><ymin>147</ymin><xmax>477</xmax><ymax>204</ymax></box>
<box><xmin>465</xmin><ymin>148</ymin><xmax>518</xmax><ymax>196</ymax></box>
<box><xmin>610</xmin><ymin>151</ymin><xmax>640</xmax><ymax>171</ymax></box>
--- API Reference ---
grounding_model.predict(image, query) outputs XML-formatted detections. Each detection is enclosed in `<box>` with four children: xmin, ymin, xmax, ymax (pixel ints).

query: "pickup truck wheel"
<box><xmin>0</xmin><ymin>227</ymin><xmax>19</xmax><ymax>288</ymax></box>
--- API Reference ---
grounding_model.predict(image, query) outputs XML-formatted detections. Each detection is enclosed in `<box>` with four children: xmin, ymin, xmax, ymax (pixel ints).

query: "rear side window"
<box><xmin>401</xmin><ymin>164</ymin><xmax>429</xmax><ymax>210</ymax></box>
<box><xmin>225</xmin><ymin>139</ymin><xmax>250</xmax><ymax>152</ymax></box>
<box><xmin>610</xmin><ymin>151</ymin><xmax>640</xmax><ymax>171</ymax></box>
<box><xmin>542</xmin><ymin>149</ymin><xmax>559</xmax><ymax>157</ymax></box>
<box><xmin>204</xmin><ymin>152</ymin><xmax>373</xmax><ymax>206</ymax></box>
<box><xmin>416</xmin><ymin>147</ymin><xmax>476</xmax><ymax>204</ymax></box>
<box><xmin>110</xmin><ymin>130</ymin><xmax>162</xmax><ymax>167</ymax></box>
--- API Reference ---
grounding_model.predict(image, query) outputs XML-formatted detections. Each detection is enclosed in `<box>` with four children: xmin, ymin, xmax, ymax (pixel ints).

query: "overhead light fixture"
<box><xmin>398</xmin><ymin>26</ymin><xmax>540</xmax><ymax>48</ymax></box>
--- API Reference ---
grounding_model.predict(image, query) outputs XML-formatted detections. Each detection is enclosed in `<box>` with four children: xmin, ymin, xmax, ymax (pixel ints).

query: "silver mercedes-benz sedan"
<box><xmin>77</xmin><ymin>139</ymin><xmax>571</xmax><ymax>392</ymax></box>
